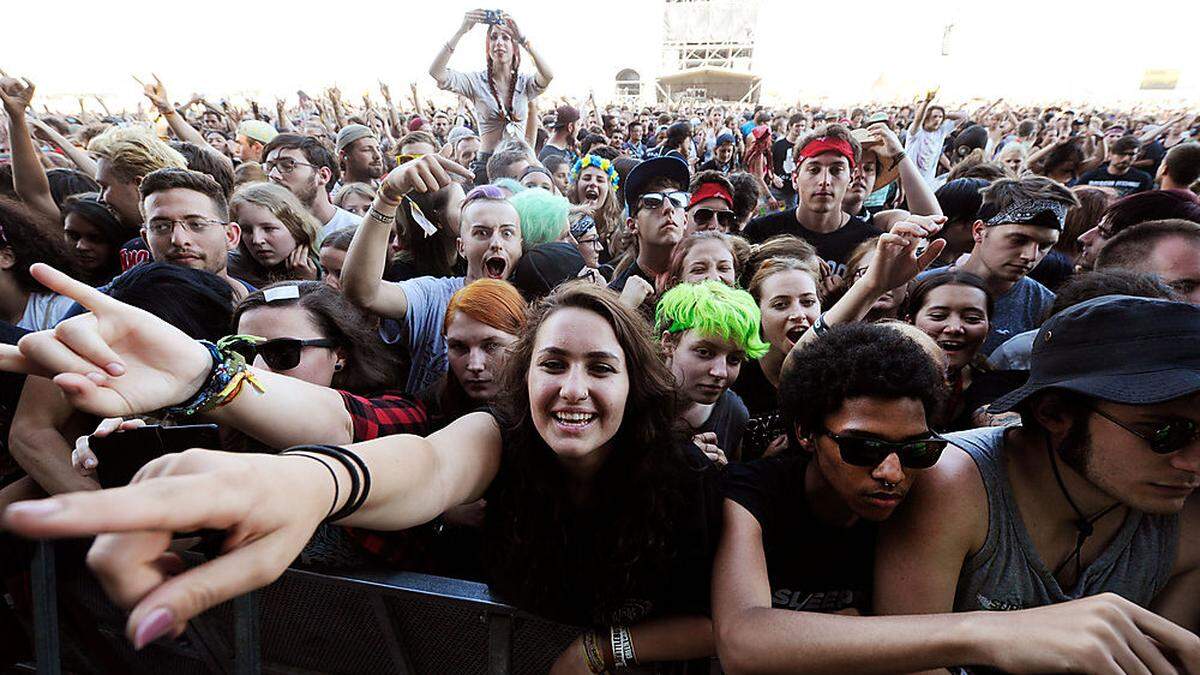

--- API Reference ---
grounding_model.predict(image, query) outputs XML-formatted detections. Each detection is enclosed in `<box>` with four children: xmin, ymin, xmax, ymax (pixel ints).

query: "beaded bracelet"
<box><xmin>581</xmin><ymin>630</ymin><xmax>608</xmax><ymax>674</ymax></box>
<box><xmin>155</xmin><ymin>339</ymin><xmax>264</xmax><ymax>418</ymax></box>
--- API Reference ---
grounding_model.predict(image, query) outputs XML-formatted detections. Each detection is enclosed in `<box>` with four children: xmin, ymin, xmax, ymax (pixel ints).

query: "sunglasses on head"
<box><xmin>822</xmin><ymin>430</ymin><xmax>948</xmax><ymax>469</ymax></box>
<box><xmin>1089</xmin><ymin>406</ymin><xmax>1199</xmax><ymax>455</ymax></box>
<box><xmin>235</xmin><ymin>337</ymin><xmax>338</xmax><ymax>371</ymax></box>
<box><xmin>637</xmin><ymin>191</ymin><xmax>689</xmax><ymax>212</ymax></box>
<box><xmin>692</xmin><ymin>207</ymin><xmax>736</xmax><ymax>229</ymax></box>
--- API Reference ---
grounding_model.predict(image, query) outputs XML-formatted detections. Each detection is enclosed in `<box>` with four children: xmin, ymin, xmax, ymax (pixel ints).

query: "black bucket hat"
<box><xmin>989</xmin><ymin>295</ymin><xmax>1200</xmax><ymax>412</ymax></box>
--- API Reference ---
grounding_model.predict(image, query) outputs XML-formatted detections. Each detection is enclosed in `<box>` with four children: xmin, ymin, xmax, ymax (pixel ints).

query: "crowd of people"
<box><xmin>0</xmin><ymin>8</ymin><xmax>1198</xmax><ymax>673</ymax></box>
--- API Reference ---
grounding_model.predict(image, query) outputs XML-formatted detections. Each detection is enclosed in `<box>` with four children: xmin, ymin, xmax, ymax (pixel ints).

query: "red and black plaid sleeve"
<box><xmin>338</xmin><ymin>390</ymin><xmax>428</xmax><ymax>441</ymax></box>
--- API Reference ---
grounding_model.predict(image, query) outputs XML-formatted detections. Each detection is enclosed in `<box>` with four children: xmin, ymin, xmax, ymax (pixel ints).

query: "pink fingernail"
<box><xmin>133</xmin><ymin>607</ymin><xmax>175</xmax><ymax>649</ymax></box>
<box><xmin>7</xmin><ymin>500</ymin><xmax>62</xmax><ymax>517</ymax></box>
<box><xmin>86</xmin><ymin>372</ymin><xmax>107</xmax><ymax>384</ymax></box>
<box><xmin>105</xmin><ymin>362</ymin><xmax>126</xmax><ymax>376</ymax></box>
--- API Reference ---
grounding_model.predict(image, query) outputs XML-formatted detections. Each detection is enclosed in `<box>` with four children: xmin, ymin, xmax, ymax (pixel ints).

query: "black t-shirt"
<box><xmin>770</xmin><ymin>139</ymin><xmax>796</xmax><ymax>197</ymax></box>
<box><xmin>607</xmin><ymin>260</ymin><xmax>649</xmax><ymax>293</ymax></box>
<box><xmin>722</xmin><ymin>455</ymin><xmax>876</xmax><ymax>613</ymax></box>
<box><xmin>537</xmin><ymin>143</ymin><xmax>578</xmax><ymax>168</ymax></box>
<box><xmin>1027</xmin><ymin>249</ymin><xmax>1074</xmax><ymax>292</ymax></box>
<box><xmin>742</xmin><ymin>210</ymin><xmax>881</xmax><ymax>278</ymax></box>
<box><xmin>1075</xmin><ymin>164</ymin><xmax>1154</xmax><ymax>197</ymax></box>
<box><xmin>730</xmin><ymin>358</ymin><xmax>785</xmax><ymax>461</ymax></box>
<box><xmin>693</xmin><ymin>389</ymin><xmax>750</xmax><ymax>460</ymax></box>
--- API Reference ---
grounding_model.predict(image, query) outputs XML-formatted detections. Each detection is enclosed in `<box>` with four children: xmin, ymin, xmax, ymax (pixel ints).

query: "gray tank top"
<box><xmin>948</xmin><ymin>427</ymin><xmax>1179</xmax><ymax>612</ymax></box>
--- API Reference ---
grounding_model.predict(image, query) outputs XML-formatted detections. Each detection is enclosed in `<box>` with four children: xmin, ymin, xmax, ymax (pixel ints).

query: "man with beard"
<box><xmin>877</xmin><ymin>295</ymin><xmax>1200</xmax><ymax>656</ymax></box>
<box><xmin>335</xmin><ymin>124</ymin><xmax>385</xmax><ymax>190</ymax></box>
<box><xmin>928</xmin><ymin>176</ymin><xmax>1078</xmax><ymax>355</ymax></box>
<box><xmin>429</xmin><ymin>110</ymin><xmax>452</xmax><ymax>147</ymax></box>
<box><xmin>262</xmin><ymin>133</ymin><xmax>362</xmax><ymax>242</ymax></box>
<box><xmin>537</xmin><ymin>104</ymin><xmax>580</xmax><ymax>167</ymax></box>
<box><xmin>608</xmin><ymin>156</ymin><xmax>690</xmax><ymax>292</ymax></box>
<box><xmin>742</xmin><ymin>125</ymin><xmax>880</xmax><ymax>278</ymax></box>
<box><xmin>1075</xmin><ymin>135</ymin><xmax>1154</xmax><ymax>197</ymax></box>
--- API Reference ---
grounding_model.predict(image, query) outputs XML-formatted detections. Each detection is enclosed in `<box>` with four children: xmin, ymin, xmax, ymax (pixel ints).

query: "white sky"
<box><xmin>6</xmin><ymin>0</ymin><xmax>1198</xmax><ymax>112</ymax></box>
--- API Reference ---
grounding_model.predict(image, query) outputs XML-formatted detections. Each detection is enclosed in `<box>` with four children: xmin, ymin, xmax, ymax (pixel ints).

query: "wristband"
<box><xmin>890</xmin><ymin>150</ymin><xmax>906</xmax><ymax>170</ymax></box>
<box><xmin>155</xmin><ymin>338</ymin><xmax>264</xmax><ymax>418</ymax></box>
<box><xmin>368</xmin><ymin>206</ymin><xmax>396</xmax><ymax>224</ymax></box>
<box><xmin>282</xmin><ymin>445</ymin><xmax>372</xmax><ymax>523</ymax></box>
<box><xmin>812</xmin><ymin>312</ymin><xmax>831</xmax><ymax>337</ymax></box>
<box><xmin>610</xmin><ymin>626</ymin><xmax>635</xmax><ymax>668</ymax></box>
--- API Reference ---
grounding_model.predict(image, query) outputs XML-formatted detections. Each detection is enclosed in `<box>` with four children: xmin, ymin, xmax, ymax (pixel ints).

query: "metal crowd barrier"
<box><xmin>27</xmin><ymin>540</ymin><xmax>580</xmax><ymax>674</ymax></box>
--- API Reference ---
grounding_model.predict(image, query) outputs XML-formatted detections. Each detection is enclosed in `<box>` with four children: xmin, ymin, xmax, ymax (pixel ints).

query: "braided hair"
<box><xmin>485</xmin><ymin>24</ymin><xmax>521</xmax><ymax>127</ymax></box>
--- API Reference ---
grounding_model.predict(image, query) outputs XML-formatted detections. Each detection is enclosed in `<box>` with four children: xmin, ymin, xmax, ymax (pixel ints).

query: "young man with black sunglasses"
<box><xmin>685</xmin><ymin>171</ymin><xmax>737</xmax><ymax>235</ymax></box>
<box><xmin>714</xmin><ymin>322</ymin><xmax>949</xmax><ymax>620</ymax></box>
<box><xmin>875</xmin><ymin>295</ymin><xmax>1200</xmax><ymax>665</ymax></box>
<box><xmin>608</xmin><ymin>156</ymin><xmax>691</xmax><ymax>292</ymax></box>
<box><xmin>712</xmin><ymin>302</ymin><xmax>1200</xmax><ymax>673</ymax></box>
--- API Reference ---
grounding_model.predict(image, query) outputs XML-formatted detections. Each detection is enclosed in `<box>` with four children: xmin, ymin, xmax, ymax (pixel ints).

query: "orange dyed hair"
<box><xmin>444</xmin><ymin>279</ymin><xmax>528</xmax><ymax>335</ymax></box>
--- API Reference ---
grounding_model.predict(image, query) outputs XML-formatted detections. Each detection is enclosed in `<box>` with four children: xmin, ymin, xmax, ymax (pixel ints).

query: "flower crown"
<box><xmin>569</xmin><ymin>154</ymin><xmax>620</xmax><ymax>190</ymax></box>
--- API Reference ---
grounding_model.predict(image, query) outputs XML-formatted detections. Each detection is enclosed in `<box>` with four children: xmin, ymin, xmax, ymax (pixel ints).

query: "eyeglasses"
<box><xmin>822</xmin><ymin>430</ymin><xmax>948</xmax><ymax>469</ymax></box>
<box><xmin>637</xmin><ymin>191</ymin><xmax>689</xmax><ymax>212</ymax></box>
<box><xmin>145</xmin><ymin>218</ymin><xmax>227</xmax><ymax>237</ymax></box>
<box><xmin>692</xmin><ymin>207</ymin><xmax>736</xmax><ymax>229</ymax></box>
<box><xmin>576</xmin><ymin>235</ymin><xmax>605</xmax><ymax>252</ymax></box>
<box><xmin>235</xmin><ymin>337</ymin><xmax>338</xmax><ymax>371</ymax></box>
<box><xmin>1089</xmin><ymin>406</ymin><xmax>1199</xmax><ymax>455</ymax></box>
<box><xmin>263</xmin><ymin>158</ymin><xmax>315</xmax><ymax>175</ymax></box>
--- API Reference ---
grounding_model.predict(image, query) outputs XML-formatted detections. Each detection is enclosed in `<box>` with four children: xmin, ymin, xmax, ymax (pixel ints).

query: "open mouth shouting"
<box><xmin>785</xmin><ymin>325</ymin><xmax>809</xmax><ymax>347</ymax></box>
<box><xmin>483</xmin><ymin>255</ymin><xmax>508</xmax><ymax>280</ymax></box>
<box><xmin>582</xmin><ymin>185</ymin><xmax>601</xmax><ymax>204</ymax></box>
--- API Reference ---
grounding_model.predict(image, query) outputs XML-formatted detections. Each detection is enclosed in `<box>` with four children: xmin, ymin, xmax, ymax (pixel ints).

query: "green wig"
<box><xmin>655</xmin><ymin>280</ymin><xmax>770</xmax><ymax>359</ymax></box>
<box><xmin>510</xmin><ymin>187</ymin><xmax>571</xmax><ymax>246</ymax></box>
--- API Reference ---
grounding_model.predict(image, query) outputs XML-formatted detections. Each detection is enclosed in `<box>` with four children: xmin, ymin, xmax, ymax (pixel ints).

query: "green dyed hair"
<box><xmin>492</xmin><ymin>177</ymin><xmax>527</xmax><ymax>195</ymax></box>
<box><xmin>655</xmin><ymin>280</ymin><xmax>770</xmax><ymax>359</ymax></box>
<box><xmin>510</xmin><ymin>187</ymin><xmax>571</xmax><ymax>246</ymax></box>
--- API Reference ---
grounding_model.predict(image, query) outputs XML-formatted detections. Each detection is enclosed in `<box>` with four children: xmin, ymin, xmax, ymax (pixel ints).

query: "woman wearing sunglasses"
<box><xmin>5</xmin><ymin>274</ymin><xmax>722</xmax><ymax>671</ymax></box>
<box><xmin>73</xmin><ymin>281</ymin><xmax>427</xmax><ymax>475</ymax></box>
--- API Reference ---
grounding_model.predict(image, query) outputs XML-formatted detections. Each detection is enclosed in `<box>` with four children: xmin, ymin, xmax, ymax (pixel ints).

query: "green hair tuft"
<box><xmin>655</xmin><ymin>280</ymin><xmax>770</xmax><ymax>359</ymax></box>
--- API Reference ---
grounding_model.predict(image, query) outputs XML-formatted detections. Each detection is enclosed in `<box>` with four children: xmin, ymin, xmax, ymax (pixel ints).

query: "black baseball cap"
<box><xmin>622</xmin><ymin>156</ymin><xmax>690</xmax><ymax>212</ymax></box>
<box><xmin>511</xmin><ymin>242</ymin><xmax>586</xmax><ymax>300</ymax></box>
<box><xmin>989</xmin><ymin>295</ymin><xmax>1200</xmax><ymax>412</ymax></box>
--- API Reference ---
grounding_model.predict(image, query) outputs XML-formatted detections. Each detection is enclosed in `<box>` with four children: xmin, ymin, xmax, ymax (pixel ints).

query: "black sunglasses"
<box><xmin>822</xmin><ymin>430</ymin><xmax>948</xmax><ymax>469</ymax></box>
<box><xmin>692</xmin><ymin>207</ymin><xmax>736</xmax><ymax>229</ymax></box>
<box><xmin>1089</xmin><ymin>406</ymin><xmax>1199</xmax><ymax>455</ymax></box>
<box><xmin>237</xmin><ymin>337</ymin><xmax>337</xmax><ymax>371</ymax></box>
<box><xmin>637</xmin><ymin>191</ymin><xmax>689</xmax><ymax>212</ymax></box>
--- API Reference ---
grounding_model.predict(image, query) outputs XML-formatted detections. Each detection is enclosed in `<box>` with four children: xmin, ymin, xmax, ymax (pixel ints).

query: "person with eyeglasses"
<box><xmin>874</xmin><ymin>295</ymin><xmax>1200</xmax><ymax>670</ymax></box>
<box><xmin>608</xmin><ymin>156</ymin><xmax>691</xmax><ymax>293</ymax></box>
<box><xmin>136</xmin><ymin>168</ymin><xmax>255</xmax><ymax>302</ymax></box>
<box><xmin>685</xmin><ymin>171</ymin><xmax>738</xmax><ymax>235</ymax></box>
<box><xmin>260</xmin><ymin>134</ymin><xmax>362</xmax><ymax>244</ymax></box>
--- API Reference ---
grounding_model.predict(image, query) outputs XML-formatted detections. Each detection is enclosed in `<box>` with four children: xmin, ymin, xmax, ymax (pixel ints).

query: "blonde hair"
<box><xmin>87</xmin><ymin>125</ymin><xmax>187</xmax><ymax>180</ymax></box>
<box><xmin>230</xmin><ymin>182</ymin><xmax>323</xmax><ymax>274</ymax></box>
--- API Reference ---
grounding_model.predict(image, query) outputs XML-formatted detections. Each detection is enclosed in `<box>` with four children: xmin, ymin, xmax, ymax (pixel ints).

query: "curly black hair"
<box><xmin>779</xmin><ymin>323</ymin><xmax>947</xmax><ymax>443</ymax></box>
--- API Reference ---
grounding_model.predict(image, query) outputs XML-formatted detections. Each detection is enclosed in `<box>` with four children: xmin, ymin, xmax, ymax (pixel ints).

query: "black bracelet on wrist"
<box><xmin>281</xmin><ymin>445</ymin><xmax>372</xmax><ymax>523</ymax></box>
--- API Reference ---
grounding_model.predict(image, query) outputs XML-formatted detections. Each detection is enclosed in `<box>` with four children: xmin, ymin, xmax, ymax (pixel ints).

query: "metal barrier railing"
<box><xmin>28</xmin><ymin>540</ymin><xmax>580</xmax><ymax>675</ymax></box>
